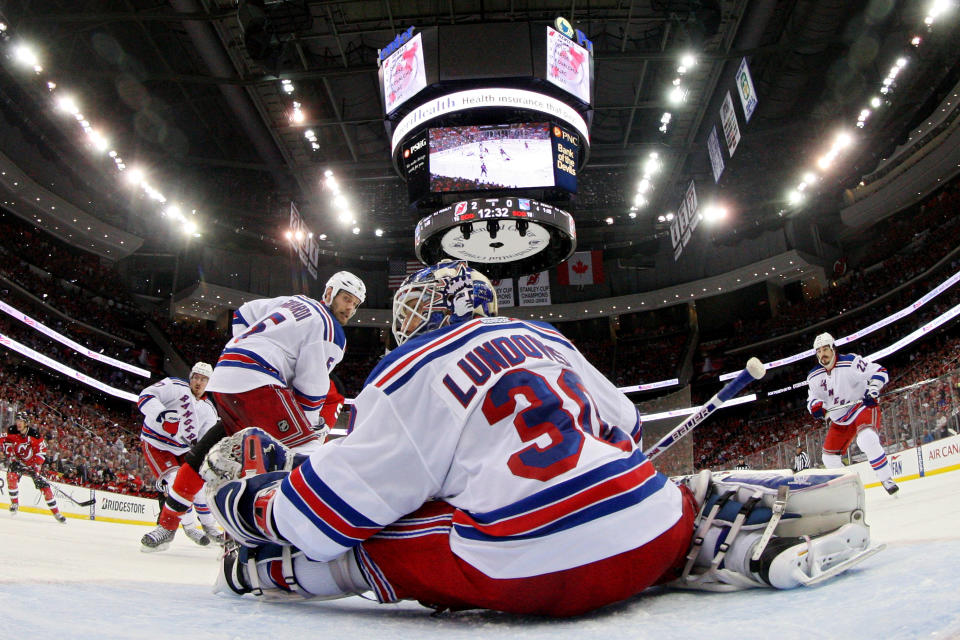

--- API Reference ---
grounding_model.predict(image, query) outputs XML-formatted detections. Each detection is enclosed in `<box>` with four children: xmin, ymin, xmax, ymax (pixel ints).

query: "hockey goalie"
<box><xmin>199</xmin><ymin>261</ymin><xmax>883</xmax><ymax>616</ymax></box>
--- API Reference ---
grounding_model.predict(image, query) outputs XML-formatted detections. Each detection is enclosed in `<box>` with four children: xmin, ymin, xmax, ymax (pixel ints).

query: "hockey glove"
<box><xmin>862</xmin><ymin>387</ymin><xmax>880</xmax><ymax>407</ymax></box>
<box><xmin>810</xmin><ymin>401</ymin><xmax>826</xmax><ymax>420</ymax></box>
<box><xmin>207</xmin><ymin>471</ymin><xmax>289</xmax><ymax>548</ymax></box>
<box><xmin>157</xmin><ymin>409</ymin><xmax>179</xmax><ymax>435</ymax></box>
<box><xmin>201</xmin><ymin>427</ymin><xmax>299</xmax><ymax>492</ymax></box>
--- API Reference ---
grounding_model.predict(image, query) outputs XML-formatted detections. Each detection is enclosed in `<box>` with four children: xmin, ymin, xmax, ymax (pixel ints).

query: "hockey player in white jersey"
<box><xmin>200</xmin><ymin>262</ymin><xmax>883</xmax><ymax>616</ymax></box>
<box><xmin>140</xmin><ymin>271</ymin><xmax>365</xmax><ymax>552</ymax></box>
<box><xmin>806</xmin><ymin>332</ymin><xmax>898</xmax><ymax>494</ymax></box>
<box><xmin>138</xmin><ymin>362</ymin><xmax>221</xmax><ymax>550</ymax></box>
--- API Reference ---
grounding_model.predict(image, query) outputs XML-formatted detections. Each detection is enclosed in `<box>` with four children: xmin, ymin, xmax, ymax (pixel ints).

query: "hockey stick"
<box><xmin>51</xmin><ymin>484</ymin><xmax>95</xmax><ymax>508</ymax></box>
<box><xmin>644</xmin><ymin>358</ymin><xmax>766</xmax><ymax>460</ymax></box>
<box><xmin>1</xmin><ymin>462</ymin><xmax>95</xmax><ymax>507</ymax></box>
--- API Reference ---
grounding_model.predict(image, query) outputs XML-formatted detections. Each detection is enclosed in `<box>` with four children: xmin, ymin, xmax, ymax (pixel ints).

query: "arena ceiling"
<box><xmin>1</xmin><ymin>0</ymin><xmax>958</xmax><ymax>265</ymax></box>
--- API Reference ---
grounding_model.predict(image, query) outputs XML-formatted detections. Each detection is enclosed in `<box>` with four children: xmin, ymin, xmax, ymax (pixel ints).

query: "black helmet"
<box><xmin>15</xmin><ymin>410</ymin><xmax>29</xmax><ymax>423</ymax></box>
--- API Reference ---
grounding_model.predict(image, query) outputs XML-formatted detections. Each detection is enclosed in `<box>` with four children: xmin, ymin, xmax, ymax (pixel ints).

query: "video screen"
<box><xmin>428</xmin><ymin>123</ymin><xmax>554</xmax><ymax>192</ymax></box>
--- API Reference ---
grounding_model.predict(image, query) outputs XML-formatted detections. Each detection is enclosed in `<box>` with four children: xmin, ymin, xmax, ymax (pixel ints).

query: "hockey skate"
<box><xmin>670</xmin><ymin>469</ymin><xmax>884</xmax><ymax>591</ymax></box>
<box><xmin>202</xmin><ymin>523</ymin><xmax>226</xmax><ymax>545</ymax></box>
<box><xmin>183</xmin><ymin>525</ymin><xmax>211</xmax><ymax>546</ymax></box>
<box><xmin>9</xmin><ymin>503</ymin><xmax>18</xmax><ymax>515</ymax></box>
<box><xmin>140</xmin><ymin>525</ymin><xmax>176</xmax><ymax>552</ymax></box>
<box><xmin>881</xmin><ymin>478</ymin><xmax>900</xmax><ymax>496</ymax></box>
<box><xmin>54</xmin><ymin>513</ymin><xmax>66</xmax><ymax>524</ymax></box>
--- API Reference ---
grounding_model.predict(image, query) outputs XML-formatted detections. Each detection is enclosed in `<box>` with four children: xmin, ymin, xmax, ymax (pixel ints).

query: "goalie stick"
<box><xmin>644</xmin><ymin>358</ymin><xmax>766</xmax><ymax>460</ymax></box>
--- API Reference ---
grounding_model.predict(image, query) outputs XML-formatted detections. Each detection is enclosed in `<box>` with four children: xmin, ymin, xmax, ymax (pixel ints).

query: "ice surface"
<box><xmin>2</xmin><ymin>472</ymin><xmax>958</xmax><ymax>640</ymax></box>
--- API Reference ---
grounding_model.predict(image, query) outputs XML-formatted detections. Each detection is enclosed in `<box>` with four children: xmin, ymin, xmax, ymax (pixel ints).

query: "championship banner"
<box><xmin>518</xmin><ymin>271</ymin><xmax>552</xmax><ymax>306</ymax></box>
<box><xmin>670</xmin><ymin>180</ymin><xmax>698</xmax><ymax>262</ymax></box>
<box><xmin>720</xmin><ymin>91</ymin><xmax>741</xmax><ymax>157</ymax></box>
<box><xmin>736</xmin><ymin>58</ymin><xmax>758</xmax><ymax>122</ymax></box>
<box><xmin>289</xmin><ymin>203</ymin><xmax>319</xmax><ymax>280</ymax></box>
<box><xmin>491</xmin><ymin>278</ymin><xmax>515</xmax><ymax>308</ymax></box>
<box><xmin>707</xmin><ymin>126</ymin><xmax>725</xmax><ymax>183</ymax></box>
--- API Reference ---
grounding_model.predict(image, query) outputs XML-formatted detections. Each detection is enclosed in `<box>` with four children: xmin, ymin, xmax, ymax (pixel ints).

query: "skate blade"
<box><xmin>801</xmin><ymin>543</ymin><xmax>886</xmax><ymax>586</ymax></box>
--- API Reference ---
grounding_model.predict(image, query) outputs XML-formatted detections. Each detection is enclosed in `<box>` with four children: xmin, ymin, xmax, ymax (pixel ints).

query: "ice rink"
<box><xmin>429</xmin><ymin>139</ymin><xmax>554</xmax><ymax>190</ymax></box>
<box><xmin>2</xmin><ymin>471</ymin><xmax>958</xmax><ymax>640</ymax></box>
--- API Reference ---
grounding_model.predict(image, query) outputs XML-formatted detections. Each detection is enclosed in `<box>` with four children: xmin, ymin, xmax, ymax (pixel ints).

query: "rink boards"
<box><xmin>0</xmin><ymin>475</ymin><xmax>159</xmax><ymax>524</ymax></box>
<box><xmin>2</xmin><ymin>433</ymin><xmax>959</xmax><ymax>526</ymax></box>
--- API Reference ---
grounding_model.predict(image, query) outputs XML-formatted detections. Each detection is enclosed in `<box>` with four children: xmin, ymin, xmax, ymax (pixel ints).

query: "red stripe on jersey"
<box><xmin>452</xmin><ymin>459</ymin><xmax>657</xmax><ymax>537</ymax></box>
<box><xmin>374</xmin><ymin>319</ymin><xmax>484</xmax><ymax>388</ymax></box>
<box><xmin>287</xmin><ymin>467</ymin><xmax>379</xmax><ymax>541</ymax></box>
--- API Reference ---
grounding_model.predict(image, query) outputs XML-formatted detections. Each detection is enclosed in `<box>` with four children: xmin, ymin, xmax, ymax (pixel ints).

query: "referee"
<box><xmin>793</xmin><ymin>445</ymin><xmax>810</xmax><ymax>473</ymax></box>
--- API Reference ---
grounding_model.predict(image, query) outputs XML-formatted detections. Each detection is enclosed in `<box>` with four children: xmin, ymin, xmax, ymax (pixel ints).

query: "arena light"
<box><xmin>802</xmin><ymin>172</ymin><xmax>817</xmax><ymax>185</ymax></box>
<box><xmin>183</xmin><ymin>220</ymin><xmax>198</xmax><ymax>235</ymax></box>
<box><xmin>665</xmin><ymin>212</ymin><xmax>674</xmax><ymax>221</ymax></box>
<box><xmin>788</xmin><ymin>190</ymin><xmax>804</xmax><ymax>205</ymax></box>
<box><xmin>125</xmin><ymin>168</ymin><xmax>145</xmax><ymax>186</ymax></box>
<box><xmin>352</xmin><ymin>226</ymin><xmax>360</xmax><ymax>235</ymax></box>
<box><xmin>281</xmin><ymin>79</ymin><xmax>295</xmax><ymax>94</ymax></box>
<box><xmin>333</xmin><ymin>194</ymin><xmax>348</xmax><ymax>209</ymax></box>
<box><xmin>56</xmin><ymin>95</ymin><xmax>80</xmax><ymax>115</ymax></box>
<box><xmin>337</xmin><ymin>211</ymin><xmax>351</xmax><ymax>224</ymax></box>
<box><xmin>911</xmin><ymin>35</ymin><xmax>922</xmax><ymax>46</ymax></box>
<box><xmin>323</xmin><ymin>169</ymin><xmax>334</xmax><ymax>178</ymax></box>
<box><xmin>634</xmin><ymin>194</ymin><xmax>648</xmax><ymax>207</ymax></box>
<box><xmin>637</xmin><ymin>178</ymin><xmax>650</xmax><ymax>193</ymax></box>
<box><xmin>680</xmin><ymin>53</ymin><xmax>697</xmax><ymax>69</ymax></box>
<box><xmin>870</xmin><ymin>96</ymin><xmax>882</xmax><ymax>108</ymax></box>
<box><xmin>702</xmin><ymin>204</ymin><xmax>727</xmax><ymax>223</ymax></box>
<box><xmin>12</xmin><ymin>43</ymin><xmax>39</xmax><ymax>69</ymax></box>
<box><xmin>375</xmin><ymin>228</ymin><xmax>384</xmax><ymax>237</ymax></box>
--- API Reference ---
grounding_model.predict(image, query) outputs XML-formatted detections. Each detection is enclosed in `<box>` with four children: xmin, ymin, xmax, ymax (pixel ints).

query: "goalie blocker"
<box><xmin>205</xmin><ymin>429</ymin><xmax>884</xmax><ymax>606</ymax></box>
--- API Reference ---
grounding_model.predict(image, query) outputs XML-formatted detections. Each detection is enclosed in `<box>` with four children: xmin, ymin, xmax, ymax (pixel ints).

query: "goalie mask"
<box><xmin>392</xmin><ymin>261</ymin><xmax>498</xmax><ymax>346</ymax></box>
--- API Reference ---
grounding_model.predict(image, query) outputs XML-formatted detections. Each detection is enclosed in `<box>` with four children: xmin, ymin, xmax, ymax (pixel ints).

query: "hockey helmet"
<box><xmin>813</xmin><ymin>332</ymin><xmax>835</xmax><ymax>351</ymax></box>
<box><xmin>392</xmin><ymin>261</ymin><xmax>497</xmax><ymax>346</ymax></box>
<box><xmin>323</xmin><ymin>271</ymin><xmax>366</xmax><ymax>306</ymax></box>
<box><xmin>813</xmin><ymin>332</ymin><xmax>836</xmax><ymax>368</ymax></box>
<box><xmin>191</xmin><ymin>362</ymin><xmax>213</xmax><ymax>378</ymax></box>
<box><xmin>15</xmin><ymin>410</ymin><xmax>29</xmax><ymax>423</ymax></box>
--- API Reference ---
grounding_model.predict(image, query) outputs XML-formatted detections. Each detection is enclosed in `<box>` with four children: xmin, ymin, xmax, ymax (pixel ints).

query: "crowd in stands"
<box><xmin>723</xmin><ymin>184</ymin><xmax>960</xmax><ymax>349</ymax></box>
<box><xmin>1</xmin><ymin>360</ymin><xmax>154</xmax><ymax>497</ymax></box>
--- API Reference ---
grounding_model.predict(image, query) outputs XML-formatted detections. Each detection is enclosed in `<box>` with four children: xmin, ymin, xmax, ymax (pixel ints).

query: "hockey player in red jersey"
<box><xmin>199</xmin><ymin>262</ymin><xmax>883</xmax><ymax>616</ymax></box>
<box><xmin>138</xmin><ymin>362</ymin><xmax>222</xmax><ymax>551</ymax></box>
<box><xmin>140</xmin><ymin>271</ymin><xmax>364</xmax><ymax>551</ymax></box>
<box><xmin>1</xmin><ymin>412</ymin><xmax>66</xmax><ymax>522</ymax></box>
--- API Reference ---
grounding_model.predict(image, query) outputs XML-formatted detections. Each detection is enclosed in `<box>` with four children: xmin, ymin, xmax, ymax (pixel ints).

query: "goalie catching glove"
<box><xmin>201</xmin><ymin>428</ymin><xmax>306</xmax><ymax>548</ymax></box>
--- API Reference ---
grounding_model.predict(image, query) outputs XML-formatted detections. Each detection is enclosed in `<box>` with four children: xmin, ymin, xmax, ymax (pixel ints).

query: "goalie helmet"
<box><xmin>392</xmin><ymin>261</ymin><xmax>498</xmax><ymax>346</ymax></box>
<box><xmin>323</xmin><ymin>271</ymin><xmax>366</xmax><ymax>305</ymax></box>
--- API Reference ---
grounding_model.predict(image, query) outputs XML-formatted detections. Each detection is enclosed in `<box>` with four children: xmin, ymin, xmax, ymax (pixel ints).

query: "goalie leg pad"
<box><xmin>679</xmin><ymin>469</ymin><xmax>866</xmax><ymax>538</ymax></box>
<box><xmin>214</xmin><ymin>542</ymin><xmax>368</xmax><ymax>602</ymax></box>
<box><xmin>670</xmin><ymin>470</ymin><xmax>879</xmax><ymax>592</ymax></box>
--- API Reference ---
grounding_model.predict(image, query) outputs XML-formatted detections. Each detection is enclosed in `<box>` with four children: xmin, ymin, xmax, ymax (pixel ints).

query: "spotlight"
<box><xmin>375</xmin><ymin>228</ymin><xmax>384</xmax><ymax>237</ymax></box>
<box><xmin>460</xmin><ymin>222</ymin><xmax>473</xmax><ymax>240</ymax></box>
<box><xmin>517</xmin><ymin>219</ymin><xmax>529</xmax><ymax>237</ymax></box>
<box><xmin>681</xmin><ymin>53</ymin><xmax>697</xmax><ymax>69</ymax></box>
<box><xmin>487</xmin><ymin>220</ymin><xmax>500</xmax><ymax>239</ymax></box>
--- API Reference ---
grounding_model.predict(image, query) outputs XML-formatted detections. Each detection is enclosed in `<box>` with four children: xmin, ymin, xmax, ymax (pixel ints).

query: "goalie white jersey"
<box><xmin>806</xmin><ymin>353</ymin><xmax>888</xmax><ymax>425</ymax></box>
<box><xmin>138</xmin><ymin>377</ymin><xmax>218</xmax><ymax>456</ymax></box>
<box><xmin>273</xmin><ymin>317</ymin><xmax>683</xmax><ymax>579</ymax></box>
<box><xmin>209</xmin><ymin>295</ymin><xmax>346</xmax><ymax>426</ymax></box>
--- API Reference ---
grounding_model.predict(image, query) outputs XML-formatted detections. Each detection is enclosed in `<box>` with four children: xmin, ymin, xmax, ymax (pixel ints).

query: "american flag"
<box><xmin>388</xmin><ymin>259</ymin><xmax>423</xmax><ymax>290</ymax></box>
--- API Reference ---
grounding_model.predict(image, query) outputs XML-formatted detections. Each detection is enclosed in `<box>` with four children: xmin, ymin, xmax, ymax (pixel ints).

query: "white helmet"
<box><xmin>190</xmin><ymin>362</ymin><xmax>213</xmax><ymax>378</ymax></box>
<box><xmin>324</xmin><ymin>271</ymin><xmax>366</xmax><ymax>305</ymax></box>
<box><xmin>813</xmin><ymin>333</ymin><xmax>835</xmax><ymax>351</ymax></box>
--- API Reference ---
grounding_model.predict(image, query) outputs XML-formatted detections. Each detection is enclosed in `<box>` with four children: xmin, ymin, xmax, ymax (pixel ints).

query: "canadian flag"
<box><xmin>557</xmin><ymin>250</ymin><xmax>604</xmax><ymax>285</ymax></box>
